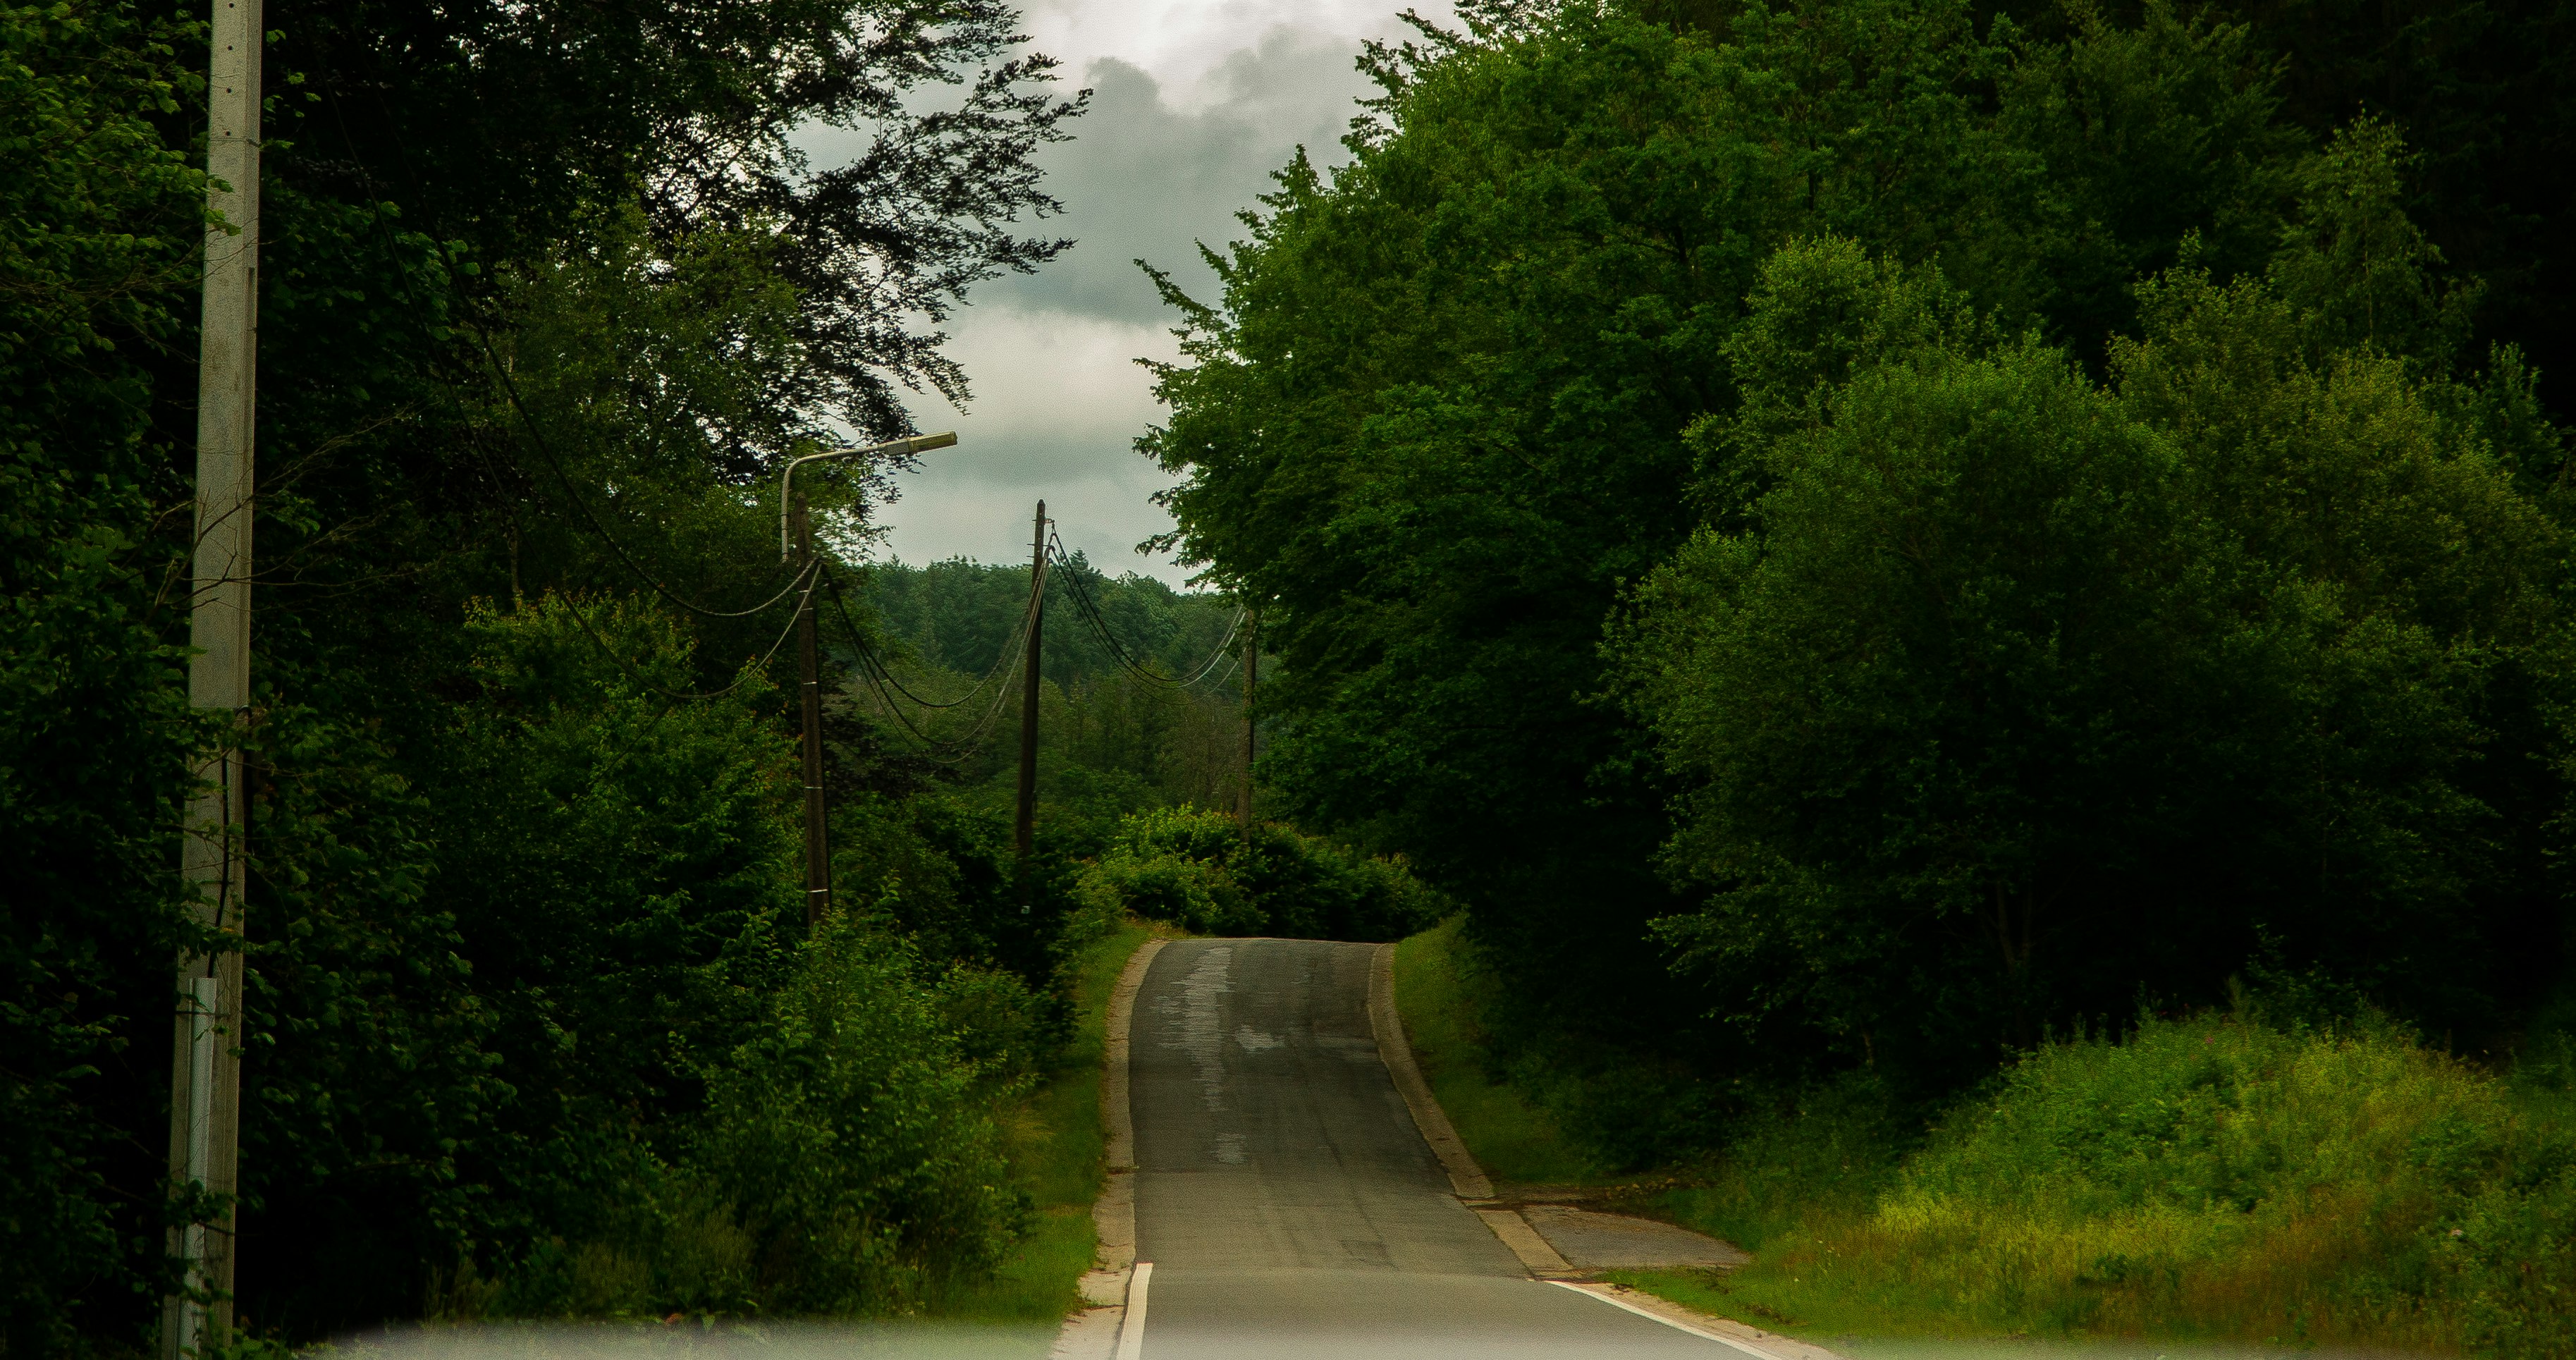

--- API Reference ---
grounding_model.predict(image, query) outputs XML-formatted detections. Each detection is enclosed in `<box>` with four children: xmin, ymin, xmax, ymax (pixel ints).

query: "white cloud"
<box><xmin>1017</xmin><ymin>0</ymin><xmax>1447</xmax><ymax>111</ymax></box>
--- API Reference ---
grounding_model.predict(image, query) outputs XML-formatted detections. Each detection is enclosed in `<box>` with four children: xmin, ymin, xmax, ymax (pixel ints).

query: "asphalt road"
<box><xmin>1129</xmin><ymin>938</ymin><xmax>1738</xmax><ymax>1359</ymax></box>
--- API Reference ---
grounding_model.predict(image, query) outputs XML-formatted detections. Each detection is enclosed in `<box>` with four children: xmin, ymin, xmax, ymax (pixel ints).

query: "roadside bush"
<box><xmin>832</xmin><ymin>788</ymin><xmax>1082</xmax><ymax>994</ymax></box>
<box><xmin>1077</xmin><ymin>806</ymin><xmax>1445</xmax><ymax>941</ymax></box>
<box><xmin>1672</xmin><ymin>1010</ymin><xmax>2576</xmax><ymax>1349</ymax></box>
<box><xmin>682</xmin><ymin>914</ymin><xmax>1032</xmax><ymax>1313</ymax></box>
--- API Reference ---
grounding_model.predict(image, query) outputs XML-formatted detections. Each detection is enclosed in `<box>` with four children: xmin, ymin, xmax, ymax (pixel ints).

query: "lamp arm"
<box><xmin>780</xmin><ymin>431</ymin><xmax>958</xmax><ymax>560</ymax></box>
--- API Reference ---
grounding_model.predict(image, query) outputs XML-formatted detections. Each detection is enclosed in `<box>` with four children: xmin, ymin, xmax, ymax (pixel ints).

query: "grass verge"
<box><xmin>927</xmin><ymin>918</ymin><xmax>1160</xmax><ymax>1324</ymax></box>
<box><xmin>1392</xmin><ymin>916</ymin><xmax>1602</xmax><ymax>1185</ymax></box>
<box><xmin>1635</xmin><ymin>1014</ymin><xmax>2576</xmax><ymax>1354</ymax></box>
<box><xmin>1394</xmin><ymin>919</ymin><xmax>2576</xmax><ymax>1356</ymax></box>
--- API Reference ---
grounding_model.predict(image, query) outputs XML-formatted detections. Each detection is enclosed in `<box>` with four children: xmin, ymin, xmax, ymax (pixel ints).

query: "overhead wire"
<box><xmin>323</xmin><ymin>106</ymin><xmax>1010</xmax><ymax>771</ymax></box>
<box><xmin>1045</xmin><ymin>533</ymin><xmax>1245</xmax><ymax>687</ymax></box>
<box><xmin>823</xmin><ymin>556</ymin><xmax>1047</xmax><ymax>759</ymax></box>
<box><xmin>459</xmin><ymin>304</ymin><xmax>821</xmax><ymax>619</ymax></box>
<box><xmin>565</xmin><ymin>558</ymin><xmax>818</xmax><ymax>704</ymax></box>
<box><xmin>819</xmin><ymin>564</ymin><xmax>1022</xmax><ymax>711</ymax></box>
<box><xmin>368</xmin><ymin>100</ymin><xmax>814</xmax><ymax>623</ymax></box>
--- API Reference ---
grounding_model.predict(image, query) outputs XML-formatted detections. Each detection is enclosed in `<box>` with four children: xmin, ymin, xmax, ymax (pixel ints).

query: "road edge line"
<box><xmin>1115</xmin><ymin>1261</ymin><xmax>1153</xmax><ymax>1360</ymax></box>
<box><xmin>1368</xmin><ymin>941</ymin><xmax>1495</xmax><ymax>1199</ymax></box>
<box><xmin>1550</xmin><ymin>1280</ymin><xmax>1834</xmax><ymax>1360</ymax></box>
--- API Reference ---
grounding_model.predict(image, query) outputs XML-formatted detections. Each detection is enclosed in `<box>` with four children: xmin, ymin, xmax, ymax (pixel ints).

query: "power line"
<box><xmin>395</xmin><ymin>190</ymin><xmax>816</xmax><ymax>621</ymax></box>
<box><xmin>1044</xmin><ymin>534</ymin><xmax>1244</xmax><ymax>688</ymax></box>
<box><xmin>552</xmin><ymin>560</ymin><xmax>818</xmax><ymax>704</ymax></box>
<box><xmin>819</xmin><ymin>563</ymin><xmax>1024</xmax><ymax>711</ymax></box>
<box><xmin>826</xmin><ymin>558</ymin><xmax>1046</xmax><ymax>759</ymax></box>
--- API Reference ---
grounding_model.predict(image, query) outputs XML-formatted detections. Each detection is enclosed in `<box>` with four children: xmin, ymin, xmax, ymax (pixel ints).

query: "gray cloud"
<box><xmin>850</xmin><ymin>19</ymin><xmax>1393</xmax><ymax>581</ymax></box>
<box><xmin>987</xmin><ymin>32</ymin><xmax>1376</xmax><ymax>323</ymax></box>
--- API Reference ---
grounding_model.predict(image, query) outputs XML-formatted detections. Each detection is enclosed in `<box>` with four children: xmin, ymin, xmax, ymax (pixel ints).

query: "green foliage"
<box><xmin>2269</xmin><ymin>119</ymin><xmax>2483</xmax><ymax>364</ymax></box>
<box><xmin>682</xmin><ymin>917</ymin><xmax>1034</xmax><ymax>1314</ymax></box>
<box><xmin>1615</xmin><ymin>221</ymin><xmax>2562</xmax><ymax>1078</ymax></box>
<box><xmin>2097</xmin><ymin>0</ymin><xmax>2576</xmax><ymax>405</ymax></box>
<box><xmin>453</xmin><ymin>918</ymin><xmax>1053</xmax><ymax>1319</ymax></box>
<box><xmin>836</xmin><ymin>556</ymin><xmax>1252</xmax><ymax>823</ymax></box>
<box><xmin>1145</xmin><ymin>0</ymin><xmax>2314</xmax><ymax>1110</ymax></box>
<box><xmin>0</xmin><ymin>2</ymin><xmax>208</xmax><ymax>1348</ymax></box>
<box><xmin>4</xmin><ymin>0</ymin><xmax>1092</xmax><ymax>1335</ymax></box>
<box><xmin>1077</xmin><ymin>806</ymin><xmax>1446</xmax><ymax>942</ymax></box>
<box><xmin>1645</xmin><ymin>1010</ymin><xmax>2576</xmax><ymax>1352</ymax></box>
<box><xmin>1392</xmin><ymin>919</ymin><xmax>1608</xmax><ymax>1184</ymax></box>
<box><xmin>243</xmin><ymin>593</ymin><xmax>806</xmax><ymax>1327</ymax></box>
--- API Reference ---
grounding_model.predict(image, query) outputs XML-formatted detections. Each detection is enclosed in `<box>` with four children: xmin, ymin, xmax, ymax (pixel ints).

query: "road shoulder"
<box><xmin>1385</xmin><ymin>925</ymin><xmax>1839</xmax><ymax>1360</ymax></box>
<box><xmin>1052</xmin><ymin>929</ymin><xmax>1167</xmax><ymax>1359</ymax></box>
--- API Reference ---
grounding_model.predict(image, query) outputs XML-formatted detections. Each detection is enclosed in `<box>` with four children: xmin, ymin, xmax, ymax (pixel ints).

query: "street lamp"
<box><xmin>780</xmin><ymin>431</ymin><xmax>957</xmax><ymax>560</ymax></box>
<box><xmin>778</xmin><ymin>430</ymin><xmax>957</xmax><ymax>925</ymax></box>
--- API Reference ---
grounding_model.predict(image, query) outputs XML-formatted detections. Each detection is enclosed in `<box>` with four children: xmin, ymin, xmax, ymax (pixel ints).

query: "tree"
<box><xmin>1615</xmin><ymin>225</ymin><xmax>2562</xmax><ymax>1079</ymax></box>
<box><xmin>1</xmin><ymin>4</ymin><xmax>209</xmax><ymax>1348</ymax></box>
<box><xmin>1142</xmin><ymin>0</ymin><xmax>2305</xmax><ymax>1137</ymax></box>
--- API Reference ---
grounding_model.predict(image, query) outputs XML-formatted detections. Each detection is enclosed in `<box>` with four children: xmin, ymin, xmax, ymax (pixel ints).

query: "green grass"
<box><xmin>1392</xmin><ymin>917</ymin><xmax>1603</xmax><ymax>1185</ymax></box>
<box><xmin>1395</xmin><ymin>916</ymin><xmax>2576</xmax><ymax>1355</ymax></box>
<box><xmin>1626</xmin><ymin>1013</ymin><xmax>2576</xmax><ymax>1357</ymax></box>
<box><xmin>926</xmin><ymin>919</ymin><xmax>1161</xmax><ymax>1325</ymax></box>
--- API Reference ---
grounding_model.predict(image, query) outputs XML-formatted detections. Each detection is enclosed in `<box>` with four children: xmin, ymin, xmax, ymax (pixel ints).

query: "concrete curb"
<box><xmin>1368</xmin><ymin>936</ymin><xmax>1824</xmax><ymax>1360</ymax></box>
<box><xmin>1097</xmin><ymin>936</ymin><xmax>1166</xmax><ymax>1266</ymax></box>
<box><xmin>1114</xmin><ymin>1259</ymin><xmax>1153</xmax><ymax>1360</ymax></box>
<box><xmin>1368</xmin><ymin>941</ymin><xmax>1495</xmax><ymax>1201</ymax></box>
<box><xmin>1475</xmin><ymin>1207</ymin><xmax>1574</xmax><ymax>1275</ymax></box>
<box><xmin>1055</xmin><ymin>934</ymin><xmax>1167</xmax><ymax>1360</ymax></box>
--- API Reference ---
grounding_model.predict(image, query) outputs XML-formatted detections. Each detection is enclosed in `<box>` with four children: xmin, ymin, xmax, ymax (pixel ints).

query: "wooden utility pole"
<box><xmin>1014</xmin><ymin>501</ymin><xmax>1047</xmax><ymax>880</ymax></box>
<box><xmin>1239</xmin><ymin>611</ymin><xmax>1258</xmax><ymax>839</ymax></box>
<box><xmin>166</xmin><ymin>0</ymin><xmax>260</xmax><ymax>1350</ymax></box>
<box><xmin>793</xmin><ymin>491</ymin><xmax>830</xmax><ymax>926</ymax></box>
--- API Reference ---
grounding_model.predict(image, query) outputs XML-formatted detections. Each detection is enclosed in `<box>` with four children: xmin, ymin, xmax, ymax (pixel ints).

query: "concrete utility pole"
<box><xmin>1239</xmin><ymin>611</ymin><xmax>1258</xmax><ymax>840</ymax></box>
<box><xmin>792</xmin><ymin>491</ymin><xmax>829</xmax><ymax>926</ymax></box>
<box><xmin>166</xmin><ymin>0</ymin><xmax>261</xmax><ymax>1349</ymax></box>
<box><xmin>1014</xmin><ymin>501</ymin><xmax>1048</xmax><ymax>881</ymax></box>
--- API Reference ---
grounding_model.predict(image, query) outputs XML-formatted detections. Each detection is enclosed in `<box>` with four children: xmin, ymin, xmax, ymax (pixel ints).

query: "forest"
<box><xmin>1148</xmin><ymin>0</ymin><xmax>2576</xmax><ymax>1350</ymax></box>
<box><xmin>10</xmin><ymin>0</ymin><xmax>2576</xmax><ymax>1351</ymax></box>
<box><xmin>4</xmin><ymin>0</ymin><xmax>1429</xmax><ymax>1340</ymax></box>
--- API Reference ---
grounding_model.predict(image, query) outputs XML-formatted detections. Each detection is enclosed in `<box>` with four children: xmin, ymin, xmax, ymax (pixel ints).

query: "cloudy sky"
<box><xmin>818</xmin><ymin>0</ymin><xmax>1451</xmax><ymax>584</ymax></box>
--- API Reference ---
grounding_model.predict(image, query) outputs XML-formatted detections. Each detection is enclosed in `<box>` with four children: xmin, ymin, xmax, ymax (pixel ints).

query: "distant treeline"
<box><xmin>838</xmin><ymin>554</ymin><xmax>1253</xmax><ymax>814</ymax></box>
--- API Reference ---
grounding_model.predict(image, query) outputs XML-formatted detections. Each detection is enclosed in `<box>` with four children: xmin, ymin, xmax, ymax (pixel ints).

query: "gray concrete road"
<box><xmin>1130</xmin><ymin>938</ymin><xmax>1739</xmax><ymax>1359</ymax></box>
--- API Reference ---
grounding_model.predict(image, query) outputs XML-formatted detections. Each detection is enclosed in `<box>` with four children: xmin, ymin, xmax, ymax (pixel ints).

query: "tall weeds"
<box><xmin>1656</xmin><ymin>1011</ymin><xmax>2576</xmax><ymax>1354</ymax></box>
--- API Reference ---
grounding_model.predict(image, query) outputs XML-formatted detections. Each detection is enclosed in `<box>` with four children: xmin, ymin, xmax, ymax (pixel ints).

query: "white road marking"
<box><xmin>1116</xmin><ymin>1261</ymin><xmax>1154</xmax><ymax>1360</ymax></box>
<box><xmin>1548</xmin><ymin>1280</ymin><xmax>1786</xmax><ymax>1360</ymax></box>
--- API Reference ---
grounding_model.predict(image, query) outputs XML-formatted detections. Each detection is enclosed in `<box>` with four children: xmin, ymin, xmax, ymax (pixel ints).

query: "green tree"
<box><xmin>1614</xmin><ymin>228</ymin><xmax>2561</xmax><ymax>1077</ymax></box>
<box><xmin>0</xmin><ymin>4</ymin><xmax>207</xmax><ymax>1347</ymax></box>
<box><xmin>1143</xmin><ymin>0</ymin><xmax>2304</xmax><ymax>1125</ymax></box>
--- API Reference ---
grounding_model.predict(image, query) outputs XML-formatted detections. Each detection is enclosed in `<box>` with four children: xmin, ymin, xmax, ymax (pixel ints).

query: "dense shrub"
<box><xmin>1619</xmin><ymin>186</ymin><xmax>2565</xmax><ymax>1080</ymax></box>
<box><xmin>459</xmin><ymin>918</ymin><xmax>1050</xmax><ymax>1318</ymax></box>
<box><xmin>683</xmin><ymin>917</ymin><xmax>1034</xmax><ymax>1313</ymax></box>
<box><xmin>1076</xmin><ymin>806</ymin><xmax>1447</xmax><ymax>941</ymax></box>
<box><xmin>1662</xmin><ymin>1009</ymin><xmax>2576</xmax><ymax>1351</ymax></box>
<box><xmin>1</xmin><ymin>3</ymin><xmax>211</xmax><ymax>1346</ymax></box>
